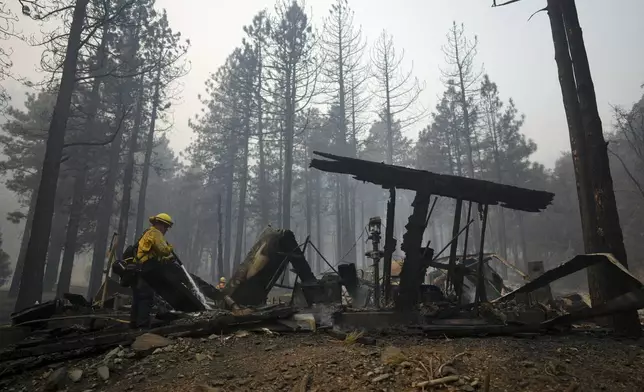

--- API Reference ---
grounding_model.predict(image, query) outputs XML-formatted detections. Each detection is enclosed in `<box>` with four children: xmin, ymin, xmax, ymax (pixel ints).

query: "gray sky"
<box><xmin>5</xmin><ymin>0</ymin><xmax>644</xmax><ymax>168</ymax></box>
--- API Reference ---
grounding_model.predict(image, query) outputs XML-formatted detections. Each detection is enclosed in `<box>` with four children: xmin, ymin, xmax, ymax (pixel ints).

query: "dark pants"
<box><xmin>130</xmin><ymin>276</ymin><xmax>154</xmax><ymax>329</ymax></box>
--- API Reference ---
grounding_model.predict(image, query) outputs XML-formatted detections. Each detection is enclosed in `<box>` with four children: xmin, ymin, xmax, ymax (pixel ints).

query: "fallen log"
<box><xmin>419</xmin><ymin>323</ymin><xmax>544</xmax><ymax>338</ymax></box>
<box><xmin>0</xmin><ymin>329</ymin><xmax>138</xmax><ymax>362</ymax></box>
<box><xmin>0</xmin><ymin>305</ymin><xmax>296</xmax><ymax>379</ymax></box>
<box><xmin>0</xmin><ymin>346</ymin><xmax>107</xmax><ymax>380</ymax></box>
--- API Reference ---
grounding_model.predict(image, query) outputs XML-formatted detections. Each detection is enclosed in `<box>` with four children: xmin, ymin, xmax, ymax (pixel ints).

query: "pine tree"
<box><xmin>321</xmin><ymin>0</ymin><xmax>367</xmax><ymax>263</ymax></box>
<box><xmin>371</xmin><ymin>30</ymin><xmax>424</xmax><ymax>165</ymax></box>
<box><xmin>479</xmin><ymin>74</ymin><xmax>535</xmax><ymax>262</ymax></box>
<box><xmin>267</xmin><ymin>0</ymin><xmax>320</xmax><ymax>230</ymax></box>
<box><xmin>133</xmin><ymin>10</ymin><xmax>189</xmax><ymax>240</ymax></box>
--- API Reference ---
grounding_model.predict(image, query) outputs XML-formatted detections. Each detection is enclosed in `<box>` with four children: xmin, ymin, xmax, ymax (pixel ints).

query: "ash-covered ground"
<box><xmin>4</xmin><ymin>331</ymin><xmax>644</xmax><ymax>392</ymax></box>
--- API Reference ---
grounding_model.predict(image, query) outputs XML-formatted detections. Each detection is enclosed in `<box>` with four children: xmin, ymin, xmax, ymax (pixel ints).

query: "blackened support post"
<box><xmin>446</xmin><ymin>199</ymin><xmax>463</xmax><ymax>293</ymax></box>
<box><xmin>396</xmin><ymin>190</ymin><xmax>432</xmax><ymax>311</ymax></box>
<box><xmin>366</xmin><ymin>217</ymin><xmax>384</xmax><ymax>308</ymax></box>
<box><xmin>475</xmin><ymin>204</ymin><xmax>490</xmax><ymax>303</ymax></box>
<box><xmin>462</xmin><ymin>201</ymin><xmax>473</xmax><ymax>261</ymax></box>
<box><xmin>383</xmin><ymin>188</ymin><xmax>397</xmax><ymax>303</ymax></box>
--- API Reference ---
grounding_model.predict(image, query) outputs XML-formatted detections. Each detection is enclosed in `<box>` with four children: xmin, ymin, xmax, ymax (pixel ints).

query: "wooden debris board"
<box><xmin>310</xmin><ymin>151</ymin><xmax>554</xmax><ymax>212</ymax></box>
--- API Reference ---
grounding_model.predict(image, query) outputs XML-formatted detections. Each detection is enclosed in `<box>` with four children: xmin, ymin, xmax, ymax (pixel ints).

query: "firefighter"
<box><xmin>217</xmin><ymin>277</ymin><xmax>226</xmax><ymax>290</ymax></box>
<box><xmin>130</xmin><ymin>213</ymin><xmax>175</xmax><ymax>329</ymax></box>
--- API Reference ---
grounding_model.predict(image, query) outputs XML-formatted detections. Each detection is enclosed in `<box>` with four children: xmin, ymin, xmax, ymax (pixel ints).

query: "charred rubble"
<box><xmin>1</xmin><ymin>153</ymin><xmax>643</xmax><ymax>381</ymax></box>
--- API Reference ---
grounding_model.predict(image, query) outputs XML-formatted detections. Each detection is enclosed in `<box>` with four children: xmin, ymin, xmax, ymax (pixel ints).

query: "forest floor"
<box><xmin>5</xmin><ymin>331</ymin><xmax>644</xmax><ymax>392</ymax></box>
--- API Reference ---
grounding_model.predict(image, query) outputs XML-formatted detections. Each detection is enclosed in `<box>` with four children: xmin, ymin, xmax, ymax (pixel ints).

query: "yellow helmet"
<box><xmin>219</xmin><ymin>277</ymin><xmax>226</xmax><ymax>283</ymax></box>
<box><xmin>149</xmin><ymin>213</ymin><xmax>174</xmax><ymax>227</ymax></box>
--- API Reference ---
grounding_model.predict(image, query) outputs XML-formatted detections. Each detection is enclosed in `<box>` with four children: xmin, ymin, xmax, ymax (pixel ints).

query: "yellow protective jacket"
<box><xmin>136</xmin><ymin>227</ymin><xmax>174</xmax><ymax>263</ymax></box>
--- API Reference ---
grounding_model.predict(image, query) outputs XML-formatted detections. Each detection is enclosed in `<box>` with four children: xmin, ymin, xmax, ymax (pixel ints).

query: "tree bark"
<box><xmin>256</xmin><ymin>46</ymin><xmax>269</xmax><ymax>227</ymax></box>
<box><xmin>69</xmin><ymin>7</ymin><xmax>111</xmax><ymax>298</ymax></box>
<box><xmin>451</xmin><ymin>25</ymin><xmax>481</xmax><ymax>249</ymax></box>
<box><xmin>134</xmin><ymin>68</ymin><xmax>161</xmax><ymax>240</ymax></box>
<box><xmin>546</xmin><ymin>0</ymin><xmax>594</xmax><ymax>249</ymax></box>
<box><xmin>233</xmin><ymin>106</ymin><xmax>251</xmax><ymax>267</ymax></box>
<box><xmin>56</xmin><ymin>163</ymin><xmax>87</xmax><ymax>297</ymax></box>
<box><xmin>87</xmin><ymin>129</ymin><xmax>122</xmax><ymax>298</ymax></box>
<box><xmin>222</xmin><ymin>141</ymin><xmax>237</xmax><ymax>277</ymax></box>
<box><xmin>281</xmin><ymin>85</ymin><xmax>294</xmax><ymax>230</ymax></box>
<box><xmin>9</xmin><ymin>187</ymin><xmax>38</xmax><ymax>297</ymax></box>
<box><xmin>277</xmin><ymin>126</ymin><xmax>283</xmax><ymax>226</ymax></box>
<box><xmin>304</xmin><ymin>143</ymin><xmax>314</xmax><ymax>265</ymax></box>
<box><xmin>217</xmin><ymin>194</ymin><xmax>224</xmax><ymax>279</ymax></box>
<box><xmin>559</xmin><ymin>0</ymin><xmax>641</xmax><ymax>336</ymax></box>
<box><xmin>115</xmin><ymin>76</ymin><xmax>145</xmax><ymax>258</ymax></box>
<box><xmin>42</xmin><ymin>210</ymin><xmax>67</xmax><ymax>292</ymax></box>
<box><xmin>14</xmin><ymin>0</ymin><xmax>90</xmax><ymax>311</ymax></box>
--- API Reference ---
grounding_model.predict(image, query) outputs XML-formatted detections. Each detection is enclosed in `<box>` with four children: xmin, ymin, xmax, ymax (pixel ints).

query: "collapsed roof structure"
<box><xmin>309</xmin><ymin>151</ymin><xmax>555</xmax><ymax>310</ymax></box>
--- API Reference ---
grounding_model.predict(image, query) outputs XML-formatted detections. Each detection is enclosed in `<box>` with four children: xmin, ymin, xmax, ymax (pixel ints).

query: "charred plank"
<box><xmin>310</xmin><ymin>151</ymin><xmax>554</xmax><ymax>212</ymax></box>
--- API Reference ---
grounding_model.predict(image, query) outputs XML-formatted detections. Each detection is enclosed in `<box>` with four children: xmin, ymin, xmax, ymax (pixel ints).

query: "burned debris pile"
<box><xmin>2</xmin><ymin>154</ymin><xmax>644</xmax><ymax>385</ymax></box>
<box><xmin>308</xmin><ymin>153</ymin><xmax>644</xmax><ymax>335</ymax></box>
<box><xmin>0</xmin><ymin>227</ymin><xmax>336</xmax><ymax>380</ymax></box>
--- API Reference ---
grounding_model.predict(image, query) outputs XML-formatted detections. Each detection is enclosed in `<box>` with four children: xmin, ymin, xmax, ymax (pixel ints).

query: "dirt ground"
<box><xmin>5</xmin><ymin>332</ymin><xmax>644</xmax><ymax>392</ymax></box>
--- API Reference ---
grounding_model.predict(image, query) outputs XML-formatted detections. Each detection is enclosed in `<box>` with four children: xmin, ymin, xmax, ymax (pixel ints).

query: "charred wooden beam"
<box><xmin>0</xmin><ymin>306</ymin><xmax>295</xmax><ymax>366</ymax></box>
<box><xmin>446</xmin><ymin>199</ymin><xmax>463</xmax><ymax>292</ymax></box>
<box><xmin>475</xmin><ymin>205</ymin><xmax>490</xmax><ymax>303</ymax></box>
<box><xmin>383</xmin><ymin>188</ymin><xmax>396</xmax><ymax>303</ymax></box>
<box><xmin>310</xmin><ymin>151</ymin><xmax>554</xmax><ymax>212</ymax></box>
<box><xmin>421</xmin><ymin>323</ymin><xmax>542</xmax><ymax>338</ymax></box>
<box><xmin>396</xmin><ymin>190</ymin><xmax>431</xmax><ymax>310</ymax></box>
<box><xmin>494</xmin><ymin>254</ymin><xmax>643</xmax><ymax>304</ymax></box>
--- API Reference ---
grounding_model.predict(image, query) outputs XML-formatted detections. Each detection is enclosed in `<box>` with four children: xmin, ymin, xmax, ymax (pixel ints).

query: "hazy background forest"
<box><xmin>0</xmin><ymin>0</ymin><xmax>643</xmax><ymax>299</ymax></box>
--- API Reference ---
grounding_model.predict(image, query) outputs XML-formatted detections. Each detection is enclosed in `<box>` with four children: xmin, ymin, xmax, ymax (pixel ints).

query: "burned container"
<box><xmin>112</xmin><ymin>258</ymin><xmax>208</xmax><ymax>312</ymax></box>
<box><xmin>139</xmin><ymin>261</ymin><xmax>208</xmax><ymax>312</ymax></box>
<box><xmin>226</xmin><ymin>227</ymin><xmax>317</xmax><ymax>306</ymax></box>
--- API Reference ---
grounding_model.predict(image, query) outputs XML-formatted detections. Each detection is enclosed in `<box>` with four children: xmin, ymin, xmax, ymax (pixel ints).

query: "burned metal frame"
<box><xmin>495</xmin><ymin>253</ymin><xmax>644</xmax><ymax>328</ymax></box>
<box><xmin>309</xmin><ymin>152</ymin><xmax>554</xmax><ymax>310</ymax></box>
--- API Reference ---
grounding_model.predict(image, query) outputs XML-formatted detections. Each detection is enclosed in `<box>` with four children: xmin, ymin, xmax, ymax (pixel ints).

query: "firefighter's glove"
<box><xmin>161</xmin><ymin>254</ymin><xmax>176</xmax><ymax>263</ymax></box>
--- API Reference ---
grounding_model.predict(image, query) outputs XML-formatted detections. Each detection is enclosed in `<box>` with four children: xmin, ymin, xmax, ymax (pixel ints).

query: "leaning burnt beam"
<box><xmin>493</xmin><ymin>253</ymin><xmax>642</xmax><ymax>304</ymax></box>
<box><xmin>310</xmin><ymin>151</ymin><xmax>554</xmax><ymax>212</ymax></box>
